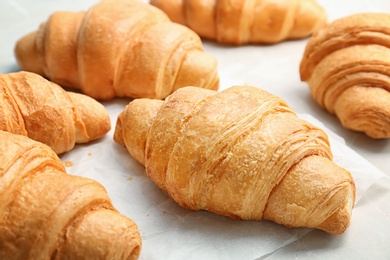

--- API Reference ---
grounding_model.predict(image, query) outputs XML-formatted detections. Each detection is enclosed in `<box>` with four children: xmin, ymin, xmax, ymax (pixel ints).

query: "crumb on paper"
<box><xmin>88</xmin><ymin>152</ymin><xmax>92</xmax><ymax>156</ymax></box>
<box><xmin>64</xmin><ymin>160</ymin><xmax>74</xmax><ymax>167</ymax></box>
<box><xmin>127</xmin><ymin>177</ymin><xmax>134</xmax><ymax>181</ymax></box>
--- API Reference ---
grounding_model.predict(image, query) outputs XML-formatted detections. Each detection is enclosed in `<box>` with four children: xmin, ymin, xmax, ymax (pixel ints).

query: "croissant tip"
<box><xmin>113</xmin><ymin>112</ymin><xmax>125</xmax><ymax>145</ymax></box>
<box><xmin>15</xmin><ymin>32</ymin><xmax>44</xmax><ymax>75</ymax></box>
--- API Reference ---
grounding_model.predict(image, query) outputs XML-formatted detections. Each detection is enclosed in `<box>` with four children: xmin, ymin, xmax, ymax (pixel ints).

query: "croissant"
<box><xmin>300</xmin><ymin>13</ymin><xmax>390</xmax><ymax>139</ymax></box>
<box><xmin>114</xmin><ymin>85</ymin><xmax>356</xmax><ymax>235</ymax></box>
<box><xmin>0</xmin><ymin>71</ymin><xmax>111</xmax><ymax>154</ymax></box>
<box><xmin>14</xmin><ymin>0</ymin><xmax>219</xmax><ymax>100</ymax></box>
<box><xmin>150</xmin><ymin>0</ymin><xmax>327</xmax><ymax>45</ymax></box>
<box><xmin>0</xmin><ymin>130</ymin><xmax>141</xmax><ymax>259</ymax></box>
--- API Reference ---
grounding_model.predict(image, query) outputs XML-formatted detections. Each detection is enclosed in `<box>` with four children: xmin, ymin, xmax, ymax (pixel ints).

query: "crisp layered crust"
<box><xmin>114</xmin><ymin>86</ymin><xmax>356</xmax><ymax>235</ymax></box>
<box><xmin>300</xmin><ymin>13</ymin><xmax>390</xmax><ymax>138</ymax></box>
<box><xmin>14</xmin><ymin>0</ymin><xmax>219</xmax><ymax>100</ymax></box>
<box><xmin>0</xmin><ymin>131</ymin><xmax>141</xmax><ymax>259</ymax></box>
<box><xmin>0</xmin><ymin>71</ymin><xmax>111</xmax><ymax>154</ymax></box>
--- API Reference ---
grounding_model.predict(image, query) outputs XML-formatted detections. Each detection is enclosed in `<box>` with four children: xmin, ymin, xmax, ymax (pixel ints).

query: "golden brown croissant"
<box><xmin>14</xmin><ymin>0</ymin><xmax>219</xmax><ymax>100</ymax></box>
<box><xmin>0</xmin><ymin>130</ymin><xmax>141</xmax><ymax>260</ymax></box>
<box><xmin>0</xmin><ymin>71</ymin><xmax>111</xmax><ymax>154</ymax></box>
<box><xmin>300</xmin><ymin>13</ymin><xmax>390</xmax><ymax>139</ymax></box>
<box><xmin>114</xmin><ymin>85</ymin><xmax>356</xmax><ymax>235</ymax></box>
<box><xmin>150</xmin><ymin>0</ymin><xmax>327</xmax><ymax>45</ymax></box>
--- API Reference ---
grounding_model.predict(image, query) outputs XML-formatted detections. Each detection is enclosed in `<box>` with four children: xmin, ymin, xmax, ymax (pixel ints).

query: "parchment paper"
<box><xmin>1</xmin><ymin>0</ymin><xmax>390</xmax><ymax>259</ymax></box>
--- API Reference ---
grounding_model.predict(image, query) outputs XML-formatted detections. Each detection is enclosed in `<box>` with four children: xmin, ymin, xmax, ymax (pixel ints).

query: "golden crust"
<box><xmin>151</xmin><ymin>0</ymin><xmax>327</xmax><ymax>45</ymax></box>
<box><xmin>14</xmin><ymin>0</ymin><xmax>219</xmax><ymax>100</ymax></box>
<box><xmin>300</xmin><ymin>13</ymin><xmax>390</xmax><ymax>80</ymax></box>
<box><xmin>0</xmin><ymin>130</ymin><xmax>141</xmax><ymax>259</ymax></box>
<box><xmin>114</xmin><ymin>86</ymin><xmax>356</xmax><ymax>235</ymax></box>
<box><xmin>300</xmin><ymin>13</ymin><xmax>390</xmax><ymax>138</ymax></box>
<box><xmin>0</xmin><ymin>71</ymin><xmax>111</xmax><ymax>154</ymax></box>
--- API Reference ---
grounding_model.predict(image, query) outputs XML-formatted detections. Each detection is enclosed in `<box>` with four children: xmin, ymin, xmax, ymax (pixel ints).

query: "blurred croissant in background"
<box><xmin>14</xmin><ymin>0</ymin><xmax>219</xmax><ymax>100</ymax></box>
<box><xmin>150</xmin><ymin>0</ymin><xmax>327</xmax><ymax>45</ymax></box>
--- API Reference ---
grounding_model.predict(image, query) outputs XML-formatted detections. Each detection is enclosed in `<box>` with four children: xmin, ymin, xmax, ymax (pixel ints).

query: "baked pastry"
<box><xmin>0</xmin><ymin>71</ymin><xmax>110</xmax><ymax>154</ymax></box>
<box><xmin>150</xmin><ymin>0</ymin><xmax>327</xmax><ymax>45</ymax></box>
<box><xmin>300</xmin><ymin>13</ymin><xmax>390</xmax><ymax>139</ymax></box>
<box><xmin>14</xmin><ymin>0</ymin><xmax>219</xmax><ymax>100</ymax></box>
<box><xmin>114</xmin><ymin>85</ymin><xmax>356</xmax><ymax>235</ymax></box>
<box><xmin>0</xmin><ymin>130</ymin><xmax>141</xmax><ymax>259</ymax></box>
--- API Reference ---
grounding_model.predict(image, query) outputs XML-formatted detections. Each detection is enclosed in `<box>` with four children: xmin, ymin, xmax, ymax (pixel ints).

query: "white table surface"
<box><xmin>1</xmin><ymin>0</ymin><xmax>390</xmax><ymax>259</ymax></box>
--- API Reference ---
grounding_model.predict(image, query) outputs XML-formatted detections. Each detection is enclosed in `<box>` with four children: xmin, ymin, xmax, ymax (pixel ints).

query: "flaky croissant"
<box><xmin>14</xmin><ymin>0</ymin><xmax>219</xmax><ymax>100</ymax></box>
<box><xmin>0</xmin><ymin>130</ymin><xmax>141</xmax><ymax>260</ymax></box>
<box><xmin>0</xmin><ymin>71</ymin><xmax>110</xmax><ymax>154</ymax></box>
<box><xmin>300</xmin><ymin>13</ymin><xmax>390</xmax><ymax>139</ymax></box>
<box><xmin>150</xmin><ymin>0</ymin><xmax>327</xmax><ymax>45</ymax></box>
<box><xmin>114</xmin><ymin>85</ymin><xmax>356</xmax><ymax>235</ymax></box>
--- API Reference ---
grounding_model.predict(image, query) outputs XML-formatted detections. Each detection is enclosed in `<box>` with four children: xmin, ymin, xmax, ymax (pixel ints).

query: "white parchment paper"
<box><xmin>1</xmin><ymin>0</ymin><xmax>390</xmax><ymax>259</ymax></box>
